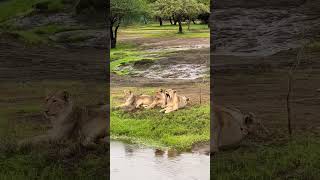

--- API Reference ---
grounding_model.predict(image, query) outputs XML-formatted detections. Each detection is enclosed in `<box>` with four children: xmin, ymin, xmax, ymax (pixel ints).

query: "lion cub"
<box><xmin>116</xmin><ymin>90</ymin><xmax>154</xmax><ymax>110</ymax></box>
<box><xmin>19</xmin><ymin>90</ymin><xmax>108</xmax><ymax>148</ymax></box>
<box><xmin>160</xmin><ymin>89</ymin><xmax>189</xmax><ymax>113</ymax></box>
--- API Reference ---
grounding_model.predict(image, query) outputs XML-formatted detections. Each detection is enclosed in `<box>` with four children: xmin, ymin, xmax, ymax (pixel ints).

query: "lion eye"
<box><xmin>52</xmin><ymin>99</ymin><xmax>57</xmax><ymax>103</ymax></box>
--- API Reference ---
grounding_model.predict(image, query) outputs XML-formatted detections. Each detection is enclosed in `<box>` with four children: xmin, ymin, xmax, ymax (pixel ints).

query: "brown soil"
<box><xmin>0</xmin><ymin>37</ymin><xmax>106</xmax><ymax>82</ymax></box>
<box><xmin>213</xmin><ymin>50</ymin><xmax>320</xmax><ymax>138</ymax></box>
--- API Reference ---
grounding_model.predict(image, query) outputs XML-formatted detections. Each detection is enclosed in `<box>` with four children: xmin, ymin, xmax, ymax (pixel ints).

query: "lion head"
<box><xmin>165</xmin><ymin>89</ymin><xmax>176</xmax><ymax>99</ymax></box>
<box><xmin>154</xmin><ymin>89</ymin><xmax>167</xmax><ymax>108</ymax></box>
<box><xmin>241</xmin><ymin>112</ymin><xmax>269</xmax><ymax>135</ymax></box>
<box><xmin>44</xmin><ymin>90</ymin><xmax>72</xmax><ymax>120</ymax></box>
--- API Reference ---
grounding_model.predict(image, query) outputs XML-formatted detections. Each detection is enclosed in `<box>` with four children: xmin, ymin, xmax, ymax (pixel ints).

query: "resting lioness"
<box><xmin>146</xmin><ymin>89</ymin><xmax>167</xmax><ymax>109</ymax></box>
<box><xmin>211</xmin><ymin>105</ymin><xmax>269</xmax><ymax>154</ymax></box>
<box><xmin>160</xmin><ymin>89</ymin><xmax>189</xmax><ymax>113</ymax></box>
<box><xmin>116</xmin><ymin>90</ymin><xmax>154</xmax><ymax>110</ymax></box>
<box><xmin>19</xmin><ymin>90</ymin><xmax>108</xmax><ymax>147</ymax></box>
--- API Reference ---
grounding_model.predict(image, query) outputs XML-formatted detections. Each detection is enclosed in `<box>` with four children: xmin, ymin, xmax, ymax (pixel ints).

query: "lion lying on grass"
<box><xmin>115</xmin><ymin>90</ymin><xmax>154</xmax><ymax>111</ymax></box>
<box><xmin>19</xmin><ymin>90</ymin><xmax>108</xmax><ymax>148</ymax></box>
<box><xmin>211</xmin><ymin>105</ymin><xmax>269</xmax><ymax>154</ymax></box>
<box><xmin>116</xmin><ymin>89</ymin><xmax>189</xmax><ymax>113</ymax></box>
<box><xmin>160</xmin><ymin>89</ymin><xmax>189</xmax><ymax>113</ymax></box>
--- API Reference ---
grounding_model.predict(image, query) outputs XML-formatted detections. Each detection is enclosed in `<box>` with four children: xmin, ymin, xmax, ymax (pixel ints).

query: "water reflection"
<box><xmin>111</xmin><ymin>141</ymin><xmax>210</xmax><ymax>180</ymax></box>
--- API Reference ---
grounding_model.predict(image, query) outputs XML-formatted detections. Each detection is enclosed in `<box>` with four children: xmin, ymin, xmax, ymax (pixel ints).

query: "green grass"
<box><xmin>2</xmin><ymin>24</ymin><xmax>85</xmax><ymax>44</ymax></box>
<box><xmin>119</xmin><ymin>23</ymin><xmax>209</xmax><ymax>38</ymax></box>
<box><xmin>110</xmin><ymin>43</ymin><xmax>168</xmax><ymax>75</ymax></box>
<box><xmin>111</xmin><ymin>88</ymin><xmax>210</xmax><ymax>151</ymax></box>
<box><xmin>0</xmin><ymin>142</ymin><xmax>109</xmax><ymax>180</ymax></box>
<box><xmin>211</xmin><ymin>136</ymin><xmax>320</xmax><ymax>180</ymax></box>
<box><xmin>0</xmin><ymin>0</ymin><xmax>66</xmax><ymax>22</ymax></box>
<box><xmin>307</xmin><ymin>41</ymin><xmax>320</xmax><ymax>51</ymax></box>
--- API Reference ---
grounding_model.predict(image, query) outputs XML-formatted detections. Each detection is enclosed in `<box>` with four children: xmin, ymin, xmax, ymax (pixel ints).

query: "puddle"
<box><xmin>110</xmin><ymin>141</ymin><xmax>210</xmax><ymax>180</ymax></box>
<box><xmin>118</xmin><ymin>64</ymin><xmax>209</xmax><ymax>80</ymax></box>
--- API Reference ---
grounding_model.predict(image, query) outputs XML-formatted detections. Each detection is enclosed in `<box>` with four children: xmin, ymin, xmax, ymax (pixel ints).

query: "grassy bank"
<box><xmin>110</xmin><ymin>43</ymin><xmax>172</xmax><ymax>75</ymax></box>
<box><xmin>110</xmin><ymin>87</ymin><xmax>210</xmax><ymax>151</ymax></box>
<box><xmin>111</xmin><ymin>105</ymin><xmax>210</xmax><ymax>151</ymax></box>
<box><xmin>211</xmin><ymin>136</ymin><xmax>320</xmax><ymax>179</ymax></box>
<box><xmin>0</xmin><ymin>81</ymin><xmax>108</xmax><ymax>179</ymax></box>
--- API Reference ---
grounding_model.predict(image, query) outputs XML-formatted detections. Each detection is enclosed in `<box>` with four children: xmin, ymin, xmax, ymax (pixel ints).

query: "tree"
<box><xmin>153</xmin><ymin>0</ymin><xmax>209</xmax><ymax>33</ymax></box>
<box><xmin>110</xmin><ymin>0</ymin><xmax>147</xmax><ymax>48</ymax></box>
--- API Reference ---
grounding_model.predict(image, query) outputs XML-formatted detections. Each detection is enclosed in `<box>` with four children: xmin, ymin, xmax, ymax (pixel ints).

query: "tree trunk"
<box><xmin>111</xmin><ymin>38</ymin><xmax>116</xmax><ymax>49</ymax></box>
<box><xmin>169</xmin><ymin>18</ymin><xmax>173</xmax><ymax>25</ymax></box>
<box><xmin>192</xmin><ymin>19</ymin><xmax>196</xmax><ymax>24</ymax></box>
<box><xmin>110</xmin><ymin>23</ymin><xmax>115</xmax><ymax>49</ymax></box>
<box><xmin>144</xmin><ymin>16</ymin><xmax>148</xmax><ymax>24</ymax></box>
<box><xmin>159</xmin><ymin>17</ymin><xmax>163</xmax><ymax>26</ymax></box>
<box><xmin>110</xmin><ymin>23</ymin><xmax>120</xmax><ymax>49</ymax></box>
<box><xmin>173</xmin><ymin>16</ymin><xmax>177</xmax><ymax>25</ymax></box>
<box><xmin>178</xmin><ymin>20</ymin><xmax>183</xmax><ymax>33</ymax></box>
<box><xmin>187</xmin><ymin>18</ymin><xmax>191</xmax><ymax>31</ymax></box>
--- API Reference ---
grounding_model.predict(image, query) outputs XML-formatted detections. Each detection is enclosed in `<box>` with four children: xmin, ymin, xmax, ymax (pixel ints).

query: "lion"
<box><xmin>145</xmin><ymin>89</ymin><xmax>167</xmax><ymax>109</ymax></box>
<box><xmin>160</xmin><ymin>89</ymin><xmax>189</xmax><ymax>113</ymax></box>
<box><xmin>211</xmin><ymin>105</ymin><xmax>269</xmax><ymax>154</ymax></box>
<box><xmin>116</xmin><ymin>90</ymin><xmax>154</xmax><ymax>110</ymax></box>
<box><xmin>18</xmin><ymin>90</ymin><xmax>108</xmax><ymax>148</ymax></box>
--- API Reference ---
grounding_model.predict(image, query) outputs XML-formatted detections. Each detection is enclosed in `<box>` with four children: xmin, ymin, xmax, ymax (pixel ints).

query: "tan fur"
<box><xmin>116</xmin><ymin>90</ymin><xmax>154</xmax><ymax>110</ymax></box>
<box><xmin>160</xmin><ymin>89</ymin><xmax>189</xmax><ymax>113</ymax></box>
<box><xmin>211</xmin><ymin>105</ymin><xmax>269</xmax><ymax>154</ymax></box>
<box><xmin>146</xmin><ymin>89</ymin><xmax>167</xmax><ymax>109</ymax></box>
<box><xmin>19</xmin><ymin>91</ymin><xmax>108</xmax><ymax>148</ymax></box>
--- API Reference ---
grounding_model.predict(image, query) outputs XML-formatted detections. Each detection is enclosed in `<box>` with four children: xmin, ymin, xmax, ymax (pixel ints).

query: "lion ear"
<box><xmin>173</xmin><ymin>90</ymin><xmax>177</xmax><ymax>93</ymax></box>
<box><xmin>62</xmin><ymin>90</ymin><xmax>70</xmax><ymax>102</ymax></box>
<box><xmin>159</xmin><ymin>89</ymin><xmax>163</xmax><ymax>93</ymax></box>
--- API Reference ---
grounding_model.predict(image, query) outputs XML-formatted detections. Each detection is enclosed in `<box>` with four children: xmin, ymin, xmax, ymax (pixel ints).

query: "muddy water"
<box><xmin>110</xmin><ymin>141</ymin><xmax>210</xmax><ymax>180</ymax></box>
<box><xmin>120</xmin><ymin>64</ymin><xmax>209</xmax><ymax>80</ymax></box>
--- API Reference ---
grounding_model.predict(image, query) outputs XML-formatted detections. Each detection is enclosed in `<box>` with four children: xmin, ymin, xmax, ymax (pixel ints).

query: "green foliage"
<box><xmin>153</xmin><ymin>0</ymin><xmax>209</xmax><ymax>32</ymax></box>
<box><xmin>153</xmin><ymin>0</ymin><xmax>209</xmax><ymax>20</ymax></box>
<box><xmin>110</xmin><ymin>0</ymin><xmax>148</xmax><ymax>24</ymax></box>
<box><xmin>212</xmin><ymin>137</ymin><xmax>320</xmax><ymax>179</ymax></box>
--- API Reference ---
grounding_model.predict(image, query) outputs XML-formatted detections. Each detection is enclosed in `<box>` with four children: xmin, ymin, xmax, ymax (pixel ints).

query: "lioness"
<box><xmin>160</xmin><ymin>89</ymin><xmax>189</xmax><ymax>113</ymax></box>
<box><xmin>116</xmin><ymin>90</ymin><xmax>154</xmax><ymax>110</ymax></box>
<box><xmin>146</xmin><ymin>89</ymin><xmax>167</xmax><ymax>109</ymax></box>
<box><xmin>19</xmin><ymin>90</ymin><xmax>108</xmax><ymax>148</ymax></box>
<box><xmin>211</xmin><ymin>105</ymin><xmax>269</xmax><ymax>154</ymax></box>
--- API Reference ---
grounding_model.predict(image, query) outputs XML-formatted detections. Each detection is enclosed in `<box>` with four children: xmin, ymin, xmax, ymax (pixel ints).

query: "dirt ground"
<box><xmin>0</xmin><ymin>37</ymin><xmax>106</xmax><ymax>82</ymax></box>
<box><xmin>213</xmin><ymin>49</ymin><xmax>320</xmax><ymax>139</ymax></box>
<box><xmin>111</xmin><ymin>35</ymin><xmax>211</xmax><ymax>106</ymax></box>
